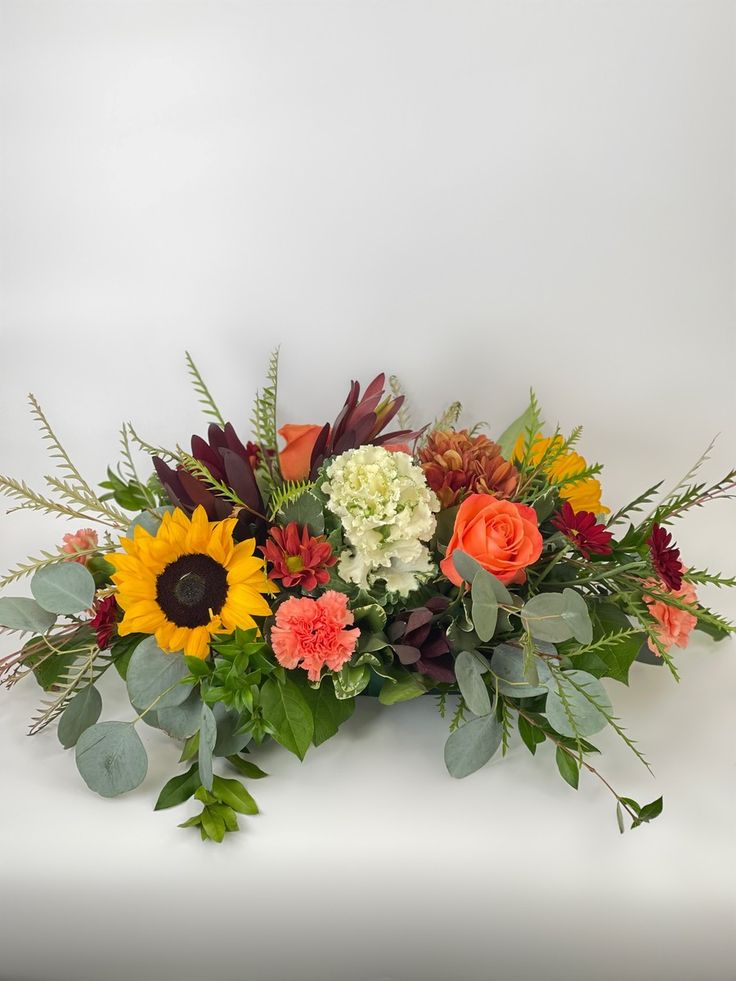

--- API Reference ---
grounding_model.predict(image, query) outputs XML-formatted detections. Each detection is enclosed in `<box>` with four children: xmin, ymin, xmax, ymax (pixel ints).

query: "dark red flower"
<box><xmin>647</xmin><ymin>523</ymin><xmax>683</xmax><ymax>591</ymax></box>
<box><xmin>261</xmin><ymin>522</ymin><xmax>337</xmax><ymax>591</ymax></box>
<box><xmin>551</xmin><ymin>502</ymin><xmax>614</xmax><ymax>560</ymax></box>
<box><xmin>90</xmin><ymin>595</ymin><xmax>119</xmax><ymax>650</ymax></box>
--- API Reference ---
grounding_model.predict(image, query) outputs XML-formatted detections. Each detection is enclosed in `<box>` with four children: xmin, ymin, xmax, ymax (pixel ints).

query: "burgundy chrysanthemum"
<box><xmin>647</xmin><ymin>523</ymin><xmax>683</xmax><ymax>591</ymax></box>
<box><xmin>90</xmin><ymin>595</ymin><xmax>119</xmax><ymax>650</ymax></box>
<box><xmin>551</xmin><ymin>502</ymin><xmax>614</xmax><ymax>560</ymax></box>
<box><xmin>261</xmin><ymin>522</ymin><xmax>337</xmax><ymax>592</ymax></box>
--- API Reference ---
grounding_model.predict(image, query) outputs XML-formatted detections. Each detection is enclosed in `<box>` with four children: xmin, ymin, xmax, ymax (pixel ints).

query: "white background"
<box><xmin>1</xmin><ymin>2</ymin><xmax>735</xmax><ymax>980</ymax></box>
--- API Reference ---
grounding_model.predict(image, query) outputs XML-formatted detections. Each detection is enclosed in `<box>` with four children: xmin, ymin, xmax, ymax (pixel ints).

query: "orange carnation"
<box><xmin>278</xmin><ymin>424</ymin><xmax>323</xmax><ymax>481</ymax></box>
<box><xmin>644</xmin><ymin>576</ymin><xmax>698</xmax><ymax>654</ymax></box>
<box><xmin>441</xmin><ymin>494</ymin><xmax>543</xmax><ymax>586</ymax></box>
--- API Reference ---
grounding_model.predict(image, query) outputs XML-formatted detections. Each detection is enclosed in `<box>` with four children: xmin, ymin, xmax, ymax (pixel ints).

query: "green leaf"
<box><xmin>572</xmin><ymin>631</ymin><xmax>646</xmax><ymax>685</ymax></box>
<box><xmin>0</xmin><ymin>596</ymin><xmax>56</xmax><ymax>634</ymax></box>
<box><xmin>454</xmin><ymin>651</ymin><xmax>491</xmax><ymax>717</ymax></box>
<box><xmin>561</xmin><ymin>589</ymin><xmax>593</xmax><ymax>645</ymax></box>
<box><xmin>490</xmin><ymin>644</ymin><xmax>552</xmax><ymax>698</ymax></box>
<box><xmin>227</xmin><ymin>756</ymin><xmax>268</xmax><ymax>780</ymax></box>
<box><xmin>518</xmin><ymin>714</ymin><xmax>545</xmax><ymax>755</ymax></box>
<box><xmin>496</xmin><ymin>394</ymin><xmax>542</xmax><ymax>460</ymax></box>
<box><xmin>126</xmin><ymin>637</ymin><xmax>192</xmax><ymax>711</ymax></box>
<box><xmin>198</xmin><ymin>703</ymin><xmax>217</xmax><ymax>791</ymax></box>
<box><xmin>201</xmin><ymin>806</ymin><xmax>226</xmax><ymax>842</ymax></box>
<box><xmin>212</xmin><ymin>775</ymin><xmax>258</xmax><ymax>815</ymax></box>
<box><xmin>435</xmin><ymin>505</ymin><xmax>459</xmax><ymax>552</ymax></box>
<box><xmin>471</xmin><ymin>573</ymin><xmax>499</xmax><ymax>642</ymax></box>
<box><xmin>126</xmin><ymin>507</ymin><xmax>173</xmax><ymax>538</ymax></box>
<box><xmin>157</xmin><ymin>689</ymin><xmax>203</xmax><ymax>739</ymax></box>
<box><xmin>545</xmin><ymin>670</ymin><xmax>612</xmax><ymax>738</ymax></box>
<box><xmin>154</xmin><ymin>764</ymin><xmax>200</xmax><ymax>810</ymax></box>
<box><xmin>30</xmin><ymin>562</ymin><xmax>96</xmax><ymax>615</ymax></box>
<box><xmin>636</xmin><ymin>796</ymin><xmax>664</xmax><ymax>825</ymax></box>
<box><xmin>555</xmin><ymin>747</ymin><xmax>579</xmax><ymax>789</ymax></box>
<box><xmin>298</xmin><ymin>682</ymin><xmax>356</xmax><ymax>745</ymax></box>
<box><xmin>57</xmin><ymin>684</ymin><xmax>102</xmax><ymax>749</ymax></box>
<box><xmin>110</xmin><ymin>632</ymin><xmax>146</xmax><ymax>680</ymax></box>
<box><xmin>378</xmin><ymin>671</ymin><xmax>429</xmax><ymax>705</ymax></box>
<box><xmin>213</xmin><ymin>704</ymin><xmax>252</xmax><ymax>756</ymax></box>
<box><xmin>279</xmin><ymin>491</ymin><xmax>325</xmax><ymax>535</ymax></box>
<box><xmin>75</xmin><ymin>722</ymin><xmax>147</xmax><ymax>797</ymax></box>
<box><xmin>352</xmin><ymin>603</ymin><xmax>387</xmax><ymax>633</ymax></box>
<box><xmin>332</xmin><ymin>663</ymin><xmax>371</xmax><ymax>699</ymax></box>
<box><xmin>521</xmin><ymin>593</ymin><xmax>573</xmax><ymax>643</ymax></box>
<box><xmin>616</xmin><ymin>802</ymin><xmax>625</xmax><ymax>834</ymax></box>
<box><xmin>260</xmin><ymin>675</ymin><xmax>314</xmax><ymax>759</ymax></box>
<box><xmin>444</xmin><ymin>713</ymin><xmax>503</xmax><ymax>778</ymax></box>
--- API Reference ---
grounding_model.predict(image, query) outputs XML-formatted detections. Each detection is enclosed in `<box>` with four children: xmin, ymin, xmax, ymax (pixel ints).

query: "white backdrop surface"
<box><xmin>1</xmin><ymin>2</ymin><xmax>735</xmax><ymax>980</ymax></box>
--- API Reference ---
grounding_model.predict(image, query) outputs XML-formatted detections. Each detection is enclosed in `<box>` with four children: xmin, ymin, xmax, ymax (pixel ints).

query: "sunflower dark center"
<box><xmin>156</xmin><ymin>553</ymin><xmax>229</xmax><ymax>628</ymax></box>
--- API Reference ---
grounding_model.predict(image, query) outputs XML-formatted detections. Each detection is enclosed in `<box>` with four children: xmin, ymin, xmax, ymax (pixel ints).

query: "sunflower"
<box><xmin>108</xmin><ymin>506</ymin><xmax>277</xmax><ymax>659</ymax></box>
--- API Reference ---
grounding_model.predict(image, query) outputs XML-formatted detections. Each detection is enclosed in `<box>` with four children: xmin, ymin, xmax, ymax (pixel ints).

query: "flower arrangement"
<box><xmin>1</xmin><ymin>351</ymin><xmax>734</xmax><ymax>842</ymax></box>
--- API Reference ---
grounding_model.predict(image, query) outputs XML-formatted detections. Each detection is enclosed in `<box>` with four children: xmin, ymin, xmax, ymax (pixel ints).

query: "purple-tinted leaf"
<box><xmin>393</xmin><ymin>644</ymin><xmax>422</xmax><ymax>665</ymax></box>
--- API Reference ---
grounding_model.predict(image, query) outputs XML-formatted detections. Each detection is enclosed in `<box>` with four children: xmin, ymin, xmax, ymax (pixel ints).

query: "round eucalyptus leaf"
<box><xmin>57</xmin><ymin>684</ymin><xmax>102</xmax><ymax>749</ymax></box>
<box><xmin>454</xmin><ymin>651</ymin><xmax>491</xmax><ymax>717</ymax></box>
<box><xmin>561</xmin><ymin>589</ymin><xmax>594</xmax><ymax>645</ymax></box>
<box><xmin>0</xmin><ymin>596</ymin><xmax>56</xmax><ymax>634</ymax></box>
<box><xmin>545</xmin><ymin>670</ymin><xmax>612</xmax><ymax>738</ymax></box>
<box><xmin>491</xmin><ymin>644</ymin><xmax>552</xmax><ymax>697</ymax></box>
<box><xmin>75</xmin><ymin>722</ymin><xmax>148</xmax><ymax>797</ymax></box>
<box><xmin>158</xmin><ymin>689</ymin><xmax>203</xmax><ymax>739</ymax></box>
<box><xmin>471</xmin><ymin>573</ymin><xmax>498</xmax><ymax>642</ymax></box>
<box><xmin>520</xmin><ymin>593</ymin><xmax>573</xmax><ymax>643</ymax></box>
<box><xmin>126</xmin><ymin>507</ymin><xmax>174</xmax><ymax>539</ymax></box>
<box><xmin>126</xmin><ymin>637</ymin><xmax>192</xmax><ymax>711</ymax></box>
<box><xmin>444</xmin><ymin>713</ymin><xmax>503</xmax><ymax>778</ymax></box>
<box><xmin>213</xmin><ymin>703</ymin><xmax>252</xmax><ymax>756</ymax></box>
<box><xmin>31</xmin><ymin>562</ymin><xmax>96</xmax><ymax>615</ymax></box>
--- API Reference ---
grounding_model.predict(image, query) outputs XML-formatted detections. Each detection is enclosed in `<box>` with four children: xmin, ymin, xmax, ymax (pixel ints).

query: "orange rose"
<box><xmin>278</xmin><ymin>424</ymin><xmax>324</xmax><ymax>481</ymax></box>
<box><xmin>441</xmin><ymin>494</ymin><xmax>543</xmax><ymax>586</ymax></box>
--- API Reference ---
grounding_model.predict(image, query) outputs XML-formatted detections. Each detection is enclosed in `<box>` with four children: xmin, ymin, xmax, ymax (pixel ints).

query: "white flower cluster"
<box><xmin>323</xmin><ymin>445</ymin><xmax>440</xmax><ymax>596</ymax></box>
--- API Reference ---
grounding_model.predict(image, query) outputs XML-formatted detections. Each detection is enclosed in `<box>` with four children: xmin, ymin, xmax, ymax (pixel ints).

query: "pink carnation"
<box><xmin>270</xmin><ymin>591</ymin><xmax>360</xmax><ymax>682</ymax></box>
<box><xmin>644</xmin><ymin>574</ymin><xmax>698</xmax><ymax>654</ymax></box>
<box><xmin>61</xmin><ymin>528</ymin><xmax>99</xmax><ymax>564</ymax></box>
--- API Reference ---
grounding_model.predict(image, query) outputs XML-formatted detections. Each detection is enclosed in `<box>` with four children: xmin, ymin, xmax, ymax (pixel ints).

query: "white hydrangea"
<box><xmin>322</xmin><ymin>445</ymin><xmax>440</xmax><ymax>596</ymax></box>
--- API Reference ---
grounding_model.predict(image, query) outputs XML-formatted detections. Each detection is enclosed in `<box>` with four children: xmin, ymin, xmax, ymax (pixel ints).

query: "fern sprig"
<box><xmin>267</xmin><ymin>479</ymin><xmax>316</xmax><ymax>519</ymax></box>
<box><xmin>27</xmin><ymin>394</ymin><xmax>96</xmax><ymax>497</ymax></box>
<box><xmin>0</xmin><ymin>475</ymin><xmax>125</xmax><ymax>529</ymax></box>
<box><xmin>0</xmin><ymin>543</ymin><xmax>115</xmax><ymax>589</ymax></box>
<box><xmin>29</xmin><ymin>646</ymin><xmax>112</xmax><ymax>734</ymax></box>
<box><xmin>185</xmin><ymin>351</ymin><xmax>226</xmax><ymax>426</ymax></box>
<box><xmin>683</xmin><ymin>567</ymin><xmax>736</xmax><ymax>590</ymax></box>
<box><xmin>127</xmin><ymin>424</ymin><xmax>178</xmax><ymax>462</ymax></box>
<box><xmin>250</xmin><ymin>347</ymin><xmax>282</xmax><ymax>491</ymax></box>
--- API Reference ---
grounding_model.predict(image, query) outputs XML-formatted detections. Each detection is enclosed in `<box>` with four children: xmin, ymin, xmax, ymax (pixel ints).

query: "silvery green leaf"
<box><xmin>157</xmin><ymin>689</ymin><xmax>203</xmax><ymax>739</ymax></box>
<box><xmin>75</xmin><ymin>722</ymin><xmax>147</xmax><ymax>797</ymax></box>
<box><xmin>454</xmin><ymin>651</ymin><xmax>491</xmax><ymax>716</ymax></box>
<box><xmin>545</xmin><ymin>670</ymin><xmax>612</xmax><ymax>738</ymax></box>
<box><xmin>561</xmin><ymin>588</ymin><xmax>594</xmax><ymax>645</ymax></box>
<box><xmin>31</xmin><ymin>563</ymin><xmax>95</xmax><ymax>615</ymax></box>
<box><xmin>490</xmin><ymin>644</ymin><xmax>552</xmax><ymax>697</ymax></box>
<box><xmin>126</xmin><ymin>507</ymin><xmax>174</xmax><ymax>539</ymax></box>
<box><xmin>471</xmin><ymin>572</ymin><xmax>499</xmax><ymax>642</ymax></box>
<box><xmin>213</xmin><ymin>703</ymin><xmax>251</xmax><ymax>756</ymax></box>
<box><xmin>198</xmin><ymin>703</ymin><xmax>217</xmax><ymax>791</ymax></box>
<box><xmin>444</xmin><ymin>713</ymin><xmax>503</xmax><ymax>778</ymax></box>
<box><xmin>57</xmin><ymin>684</ymin><xmax>102</xmax><ymax>749</ymax></box>
<box><xmin>451</xmin><ymin>550</ymin><xmax>483</xmax><ymax>584</ymax></box>
<box><xmin>520</xmin><ymin>593</ymin><xmax>574</xmax><ymax>643</ymax></box>
<box><xmin>126</xmin><ymin>637</ymin><xmax>192</xmax><ymax>711</ymax></box>
<box><xmin>279</xmin><ymin>492</ymin><xmax>325</xmax><ymax>535</ymax></box>
<box><xmin>0</xmin><ymin>596</ymin><xmax>56</xmax><ymax>633</ymax></box>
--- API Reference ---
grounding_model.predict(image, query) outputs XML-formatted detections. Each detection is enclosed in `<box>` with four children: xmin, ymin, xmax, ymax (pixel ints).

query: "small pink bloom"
<box><xmin>270</xmin><ymin>591</ymin><xmax>360</xmax><ymax>682</ymax></box>
<box><xmin>644</xmin><ymin>574</ymin><xmax>698</xmax><ymax>654</ymax></box>
<box><xmin>61</xmin><ymin>528</ymin><xmax>99</xmax><ymax>564</ymax></box>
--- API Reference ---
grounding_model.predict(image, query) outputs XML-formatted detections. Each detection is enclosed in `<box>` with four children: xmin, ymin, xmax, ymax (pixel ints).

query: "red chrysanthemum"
<box><xmin>90</xmin><ymin>595</ymin><xmax>119</xmax><ymax>650</ymax></box>
<box><xmin>261</xmin><ymin>522</ymin><xmax>337</xmax><ymax>591</ymax></box>
<box><xmin>647</xmin><ymin>523</ymin><xmax>683</xmax><ymax>591</ymax></box>
<box><xmin>551</xmin><ymin>502</ymin><xmax>614</xmax><ymax>560</ymax></box>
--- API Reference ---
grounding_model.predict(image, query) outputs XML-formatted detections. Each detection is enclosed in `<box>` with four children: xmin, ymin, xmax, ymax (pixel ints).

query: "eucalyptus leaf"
<box><xmin>75</xmin><ymin>722</ymin><xmax>147</xmax><ymax>797</ymax></box>
<box><xmin>545</xmin><ymin>670</ymin><xmax>612</xmax><ymax>738</ymax></box>
<box><xmin>490</xmin><ymin>644</ymin><xmax>552</xmax><ymax>698</ymax></box>
<box><xmin>126</xmin><ymin>507</ymin><xmax>174</xmax><ymax>538</ymax></box>
<box><xmin>31</xmin><ymin>562</ymin><xmax>96</xmax><ymax>615</ymax></box>
<box><xmin>471</xmin><ymin>572</ymin><xmax>499</xmax><ymax>642</ymax></box>
<box><xmin>561</xmin><ymin>589</ymin><xmax>594</xmax><ymax>645</ymax></box>
<box><xmin>198</xmin><ymin>703</ymin><xmax>217</xmax><ymax>791</ymax></box>
<box><xmin>213</xmin><ymin>704</ymin><xmax>252</xmax><ymax>756</ymax></box>
<box><xmin>444</xmin><ymin>714</ymin><xmax>503</xmax><ymax>778</ymax></box>
<box><xmin>126</xmin><ymin>637</ymin><xmax>192</xmax><ymax>711</ymax></box>
<box><xmin>157</xmin><ymin>689</ymin><xmax>203</xmax><ymax>739</ymax></box>
<box><xmin>57</xmin><ymin>684</ymin><xmax>102</xmax><ymax>749</ymax></box>
<box><xmin>0</xmin><ymin>596</ymin><xmax>56</xmax><ymax>634</ymax></box>
<box><xmin>521</xmin><ymin>593</ymin><xmax>574</xmax><ymax>643</ymax></box>
<box><xmin>454</xmin><ymin>651</ymin><xmax>491</xmax><ymax>716</ymax></box>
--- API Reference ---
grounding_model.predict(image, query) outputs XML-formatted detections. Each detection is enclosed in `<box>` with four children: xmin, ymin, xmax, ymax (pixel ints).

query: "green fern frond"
<box><xmin>185</xmin><ymin>351</ymin><xmax>226</xmax><ymax>426</ymax></box>
<box><xmin>0</xmin><ymin>543</ymin><xmax>115</xmax><ymax>589</ymax></box>
<box><xmin>27</xmin><ymin>394</ymin><xmax>96</xmax><ymax>497</ymax></box>
<box><xmin>267</xmin><ymin>479</ymin><xmax>316</xmax><ymax>519</ymax></box>
<box><xmin>250</xmin><ymin>347</ymin><xmax>282</xmax><ymax>491</ymax></box>
<box><xmin>127</xmin><ymin>423</ymin><xmax>178</xmax><ymax>462</ymax></box>
<box><xmin>567</xmin><ymin>627</ymin><xmax>642</xmax><ymax>659</ymax></box>
<box><xmin>29</xmin><ymin>645</ymin><xmax>112</xmax><ymax>734</ymax></box>
<box><xmin>683</xmin><ymin>567</ymin><xmax>736</xmax><ymax>589</ymax></box>
<box><xmin>607</xmin><ymin>482</ymin><xmax>664</xmax><ymax>527</ymax></box>
<box><xmin>430</xmin><ymin>401</ymin><xmax>462</xmax><ymax>435</ymax></box>
<box><xmin>0</xmin><ymin>475</ymin><xmax>124</xmax><ymax>529</ymax></box>
<box><xmin>44</xmin><ymin>475</ymin><xmax>129</xmax><ymax>528</ymax></box>
<box><xmin>388</xmin><ymin>375</ymin><xmax>412</xmax><ymax>430</ymax></box>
